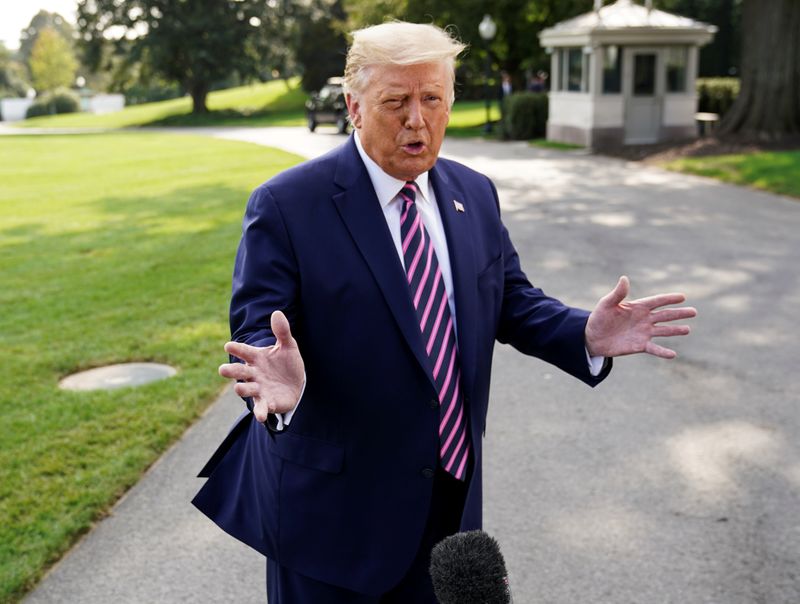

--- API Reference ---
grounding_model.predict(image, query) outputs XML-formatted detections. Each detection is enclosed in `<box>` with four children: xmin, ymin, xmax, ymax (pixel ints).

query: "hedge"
<box><xmin>26</xmin><ymin>88</ymin><xmax>81</xmax><ymax>118</ymax></box>
<box><xmin>696</xmin><ymin>78</ymin><xmax>739</xmax><ymax>117</ymax></box>
<box><xmin>502</xmin><ymin>92</ymin><xmax>548</xmax><ymax>140</ymax></box>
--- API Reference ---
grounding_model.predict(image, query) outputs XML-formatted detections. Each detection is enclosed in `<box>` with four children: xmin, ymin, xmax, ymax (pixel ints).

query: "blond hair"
<box><xmin>344</xmin><ymin>21</ymin><xmax>466</xmax><ymax>105</ymax></box>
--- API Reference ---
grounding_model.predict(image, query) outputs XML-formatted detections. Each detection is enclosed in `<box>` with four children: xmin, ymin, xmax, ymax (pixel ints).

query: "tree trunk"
<box><xmin>718</xmin><ymin>0</ymin><xmax>800</xmax><ymax>139</ymax></box>
<box><xmin>189</xmin><ymin>82</ymin><xmax>209</xmax><ymax>114</ymax></box>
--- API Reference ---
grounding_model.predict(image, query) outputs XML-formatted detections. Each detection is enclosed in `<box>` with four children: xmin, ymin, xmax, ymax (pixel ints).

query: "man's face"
<box><xmin>346</xmin><ymin>62</ymin><xmax>451</xmax><ymax>181</ymax></box>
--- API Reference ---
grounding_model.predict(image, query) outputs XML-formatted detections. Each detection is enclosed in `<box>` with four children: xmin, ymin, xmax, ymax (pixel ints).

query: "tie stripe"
<box><xmin>399</xmin><ymin>181</ymin><xmax>470</xmax><ymax>481</ymax></box>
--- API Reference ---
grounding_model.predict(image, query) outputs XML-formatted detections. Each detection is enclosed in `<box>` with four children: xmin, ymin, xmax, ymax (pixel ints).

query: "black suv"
<box><xmin>305</xmin><ymin>77</ymin><xmax>349</xmax><ymax>134</ymax></box>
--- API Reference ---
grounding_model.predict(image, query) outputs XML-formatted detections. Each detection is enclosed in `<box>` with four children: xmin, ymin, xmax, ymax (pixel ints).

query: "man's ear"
<box><xmin>345</xmin><ymin>93</ymin><xmax>362</xmax><ymax>129</ymax></box>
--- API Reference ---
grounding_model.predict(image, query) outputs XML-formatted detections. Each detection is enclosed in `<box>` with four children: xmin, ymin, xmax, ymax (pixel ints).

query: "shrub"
<box><xmin>502</xmin><ymin>92</ymin><xmax>548</xmax><ymax>140</ymax></box>
<box><xmin>696</xmin><ymin>78</ymin><xmax>739</xmax><ymax>117</ymax></box>
<box><xmin>26</xmin><ymin>88</ymin><xmax>80</xmax><ymax>118</ymax></box>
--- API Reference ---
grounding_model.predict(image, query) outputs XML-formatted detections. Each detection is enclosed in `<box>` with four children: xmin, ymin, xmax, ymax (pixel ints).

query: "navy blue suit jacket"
<box><xmin>192</xmin><ymin>136</ymin><xmax>610</xmax><ymax>595</ymax></box>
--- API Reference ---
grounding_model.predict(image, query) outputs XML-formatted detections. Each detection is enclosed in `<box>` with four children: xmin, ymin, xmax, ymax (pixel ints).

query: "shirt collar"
<box><xmin>354</xmin><ymin>131</ymin><xmax>431</xmax><ymax>209</ymax></box>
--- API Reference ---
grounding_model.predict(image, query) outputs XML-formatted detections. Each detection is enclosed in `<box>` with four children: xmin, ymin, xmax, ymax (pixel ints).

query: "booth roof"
<box><xmin>540</xmin><ymin>0</ymin><xmax>716</xmax><ymax>38</ymax></box>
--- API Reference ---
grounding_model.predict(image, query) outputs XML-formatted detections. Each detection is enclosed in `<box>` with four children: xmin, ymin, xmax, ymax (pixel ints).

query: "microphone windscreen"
<box><xmin>429</xmin><ymin>530</ymin><xmax>512</xmax><ymax>604</ymax></box>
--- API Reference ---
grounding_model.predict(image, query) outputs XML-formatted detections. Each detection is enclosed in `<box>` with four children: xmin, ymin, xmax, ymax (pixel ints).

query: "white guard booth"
<box><xmin>539</xmin><ymin>0</ymin><xmax>716</xmax><ymax>148</ymax></box>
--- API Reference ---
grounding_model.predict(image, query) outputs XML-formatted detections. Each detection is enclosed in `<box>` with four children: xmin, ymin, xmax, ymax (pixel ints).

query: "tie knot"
<box><xmin>401</xmin><ymin>181</ymin><xmax>417</xmax><ymax>206</ymax></box>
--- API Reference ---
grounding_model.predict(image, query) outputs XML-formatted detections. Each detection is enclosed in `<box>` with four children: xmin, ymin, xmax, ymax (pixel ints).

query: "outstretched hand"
<box><xmin>585</xmin><ymin>276</ymin><xmax>696</xmax><ymax>359</ymax></box>
<box><xmin>218</xmin><ymin>311</ymin><xmax>305</xmax><ymax>422</ymax></box>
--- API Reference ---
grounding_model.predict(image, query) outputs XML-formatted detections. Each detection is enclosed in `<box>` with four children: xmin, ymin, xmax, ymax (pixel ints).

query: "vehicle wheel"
<box><xmin>307</xmin><ymin>115</ymin><xmax>317</xmax><ymax>132</ymax></box>
<box><xmin>336</xmin><ymin>115</ymin><xmax>349</xmax><ymax>134</ymax></box>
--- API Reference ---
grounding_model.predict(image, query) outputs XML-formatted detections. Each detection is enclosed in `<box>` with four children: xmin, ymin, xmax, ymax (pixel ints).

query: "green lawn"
<box><xmin>530</xmin><ymin>138</ymin><xmax>584</xmax><ymax>151</ymax></box>
<box><xmin>0</xmin><ymin>133</ymin><xmax>303</xmax><ymax>603</ymax></box>
<box><xmin>664</xmin><ymin>150</ymin><xmax>800</xmax><ymax>199</ymax></box>
<box><xmin>446</xmin><ymin>100</ymin><xmax>502</xmax><ymax>137</ymax></box>
<box><xmin>15</xmin><ymin>81</ymin><xmax>501</xmax><ymax>135</ymax></box>
<box><xmin>18</xmin><ymin>79</ymin><xmax>307</xmax><ymax>129</ymax></box>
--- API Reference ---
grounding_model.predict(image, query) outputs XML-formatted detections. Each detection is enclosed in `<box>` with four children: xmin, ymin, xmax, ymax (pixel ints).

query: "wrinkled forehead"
<box><xmin>361</xmin><ymin>62</ymin><xmax>451</xmax><ymax>94</ymax></box>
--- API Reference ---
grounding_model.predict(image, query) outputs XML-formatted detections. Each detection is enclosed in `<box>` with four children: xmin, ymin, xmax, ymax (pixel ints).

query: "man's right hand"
<box><xmin>219</xmin><ymin>310</ymin><xmax>305</xmax><ymax>423</ymax></box>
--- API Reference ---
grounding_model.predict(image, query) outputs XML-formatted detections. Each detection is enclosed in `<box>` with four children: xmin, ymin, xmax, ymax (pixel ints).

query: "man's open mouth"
<box><xmin>403</xmin><ymin>142</ymin><xmax>425</xmax><ymax>154</ymax></box>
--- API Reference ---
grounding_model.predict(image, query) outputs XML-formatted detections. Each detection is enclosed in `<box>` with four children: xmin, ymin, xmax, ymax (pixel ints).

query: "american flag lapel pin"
<box><xmin>453</xmin><ymin>200</ymin><xmax>465</xmax><ymax>213</ymax></box>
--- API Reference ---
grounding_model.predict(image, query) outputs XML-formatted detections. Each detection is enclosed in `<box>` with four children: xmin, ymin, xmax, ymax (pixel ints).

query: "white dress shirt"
<box><xmin>353</xmin><ymin>132</ymin><xmax>458</xmax><ymax>323</ymax></box>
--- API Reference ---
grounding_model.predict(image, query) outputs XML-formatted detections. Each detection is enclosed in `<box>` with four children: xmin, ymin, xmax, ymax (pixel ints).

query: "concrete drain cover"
<box><xmin>59</xmin><ymin>363</ymin><xmax>177</xmax><ymax>391</ymax></box>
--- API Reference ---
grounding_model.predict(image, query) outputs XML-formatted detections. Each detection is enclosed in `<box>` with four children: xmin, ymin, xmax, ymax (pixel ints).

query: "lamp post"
<box><xmin>478</xmin><ymin>14</ymin><xmax>496</xmax><ymax>134</ymax></box>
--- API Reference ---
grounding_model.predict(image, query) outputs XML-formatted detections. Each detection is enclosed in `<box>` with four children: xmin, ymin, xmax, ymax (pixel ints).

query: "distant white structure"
<box><xmin>0</xmin><ymin>93</ymin><xmax>125</xmax><ymax>122</ymax></box>
<box><xmin>84</xmin><ymin>94</ymin><xmax>125</xmax><ymax>115</ymax></box>
<box><xmin>539</xmin><ymin>0</ymin><xmax>717</xmax><ymax>147</ymax></box>
<box><xmin>0</xmin><ymin>98</ymin><xmax>33</xmax><ymax>122</ymax></box>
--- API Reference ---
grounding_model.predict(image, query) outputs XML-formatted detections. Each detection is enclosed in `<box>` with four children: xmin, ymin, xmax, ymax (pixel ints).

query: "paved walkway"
<box><xmin>22</xmin><ymin>126</ymin><xmax>800</xmax><ymax>603</ymax></box>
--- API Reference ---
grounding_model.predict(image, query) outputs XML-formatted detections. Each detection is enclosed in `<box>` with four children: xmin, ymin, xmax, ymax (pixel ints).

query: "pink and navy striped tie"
<box><xmin>399</xmin><ymin>181</ymin><xmax>470</xmax><ymax>481</ymax></box>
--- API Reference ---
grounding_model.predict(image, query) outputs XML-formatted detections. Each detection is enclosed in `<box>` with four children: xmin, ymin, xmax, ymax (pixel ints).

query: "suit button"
<box><xmin>421</xmin><ymin>467</ymin><xmax>435</xmax><ymax>479</ymax></box>
<box><xmin>429</xmin><ymin>398</ymin><xmax>438</xmax><ymax>409</ymax></box>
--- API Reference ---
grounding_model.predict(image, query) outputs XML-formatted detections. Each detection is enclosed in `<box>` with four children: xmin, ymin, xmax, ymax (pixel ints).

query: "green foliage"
<box><xmin>0</xmin><ymin>44</ymin><xmax>31</xmax><ymax>99</ymax></box>
<box><xmin>502</xmin><ymin>92</ymin><xmax>548</xmax><ymax>140</ymax></box>
<box><xmin>18</xmin><ymin>10</ymin><xmax>76</xmax><ymax>67</ymax></box>
<box><xmin>25</xmin><ymin>88</ymin><xmax>81</xmax><ymax>118</ymax></box>
<box><xmin>0</xmin><ymin>132</ymin><xmax>303</xmax><ymax>602</ymax></box>
<box><xmin>295</xmin><ymin>0</ymin><xmax>348</xmax><ymax>92</ymax></box>
<box><xmin>696</xmin><ymin>77</ymin><xmax>740</xmax><ymax>117</ymax></box>
<box><xmin>29</xmin><ymin>27</ymin><xmax>78</xmax><ymax>93</ymax></box>
<box><xmin>342</xmin><ymin>0</ymin><xmax>593</xmax><ymax>93</ymax></box>
<box><xmin>657</xmin><ymin>0</ymin><xmax>742</xmax><ymax>77</ymax></box>
<box><xmin>77</xmin><ymin>0</ymin><xmax>272</xmax><ymax>113</ymax></box>
<box><xmin>665</xmin><ymin>150</ymin><xmax>800</xmax><ymax>198</ymax></box>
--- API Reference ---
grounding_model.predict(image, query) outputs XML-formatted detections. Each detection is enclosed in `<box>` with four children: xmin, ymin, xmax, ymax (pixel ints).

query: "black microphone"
<box><xmin>429</xmin><ymin>530</ymin><xmax>512</xmax><ymax>604</ymax></box>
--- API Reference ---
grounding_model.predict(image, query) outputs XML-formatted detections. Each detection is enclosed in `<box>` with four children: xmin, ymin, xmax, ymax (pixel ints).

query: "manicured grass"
<box><xmin>447</xmin><ymin>100</ymin><xmax>502</xmax><ymax>137</ymax></box>
<box><xmin>530</xmin><ymin>138</ymin><xmax>584</xmax><ymax>151</ymax></box>
<box><xmin>18</xmin><ymin>79</ymin><xmax>307</xmax><ymax>129</ymax></box>
<box><xmin>664</xmin><ymin>150</ymin><xmax>800</xmax><ymax>199</ymax></box>
<box><xmin>16</xmin><ymin>84</ymin><xmax>501</xmax><ymax>136</ymax></box>
<box><xmin>0</xmin><ymin>133</ymin><xmax>303</xmax><ymax>602</ymax></box>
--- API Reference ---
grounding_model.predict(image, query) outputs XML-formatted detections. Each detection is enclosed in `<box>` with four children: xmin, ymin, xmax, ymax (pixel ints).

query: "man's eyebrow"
<box><xmin>379</xmin><ymin>83</ymin><xmax>445</xmax><ymax>97</ymax></box>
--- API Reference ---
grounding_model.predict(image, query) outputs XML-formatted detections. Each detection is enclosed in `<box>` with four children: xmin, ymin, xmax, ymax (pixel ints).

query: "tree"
<box><xmin>718</xmin><ymin>0</ymin><xmax>800</xmax><ymax>138</ymax></box>
<box><xmin>659</xmin><ymin>0</ymin><xmax>742</xmax><ymax>77</ymax></box>
<box><xmin>18</xmin><ymin>10</ymin><xmax>76</xmax><ymax>67</ymax></box>
<box><xmin>76</xmin><ymin>0</ymin><xmax>273</xmax><ymax>113</ymax></box>
<box><xmin>342</xmin><ymin>0</ymin><xmax>592</xmax><ymax>95</ymax></box>
<box><xmin>0</xmin><ymin>43</ymin><xmax>31</xmax><ymax>98</ymax></box>
<box><xmin>295</xmin><ymin>0</ymin><xmax>348</xmax><ymax>92</ymax></box>
<box><xmin>29</xmin><ymin>27</ymin><xmax>78</xmax><ymax>93</ymax></box>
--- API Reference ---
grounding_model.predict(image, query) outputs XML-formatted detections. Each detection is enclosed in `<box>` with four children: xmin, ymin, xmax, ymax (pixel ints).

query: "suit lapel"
<box><xmin>331</xmin><ymin>139</ymin><xmax>436</xmax><ymax>390</ymax></box>
<box><xmin>430</xmin><ymin>162</ymin><xmax>478</xmax><ymax>398</ymax></box>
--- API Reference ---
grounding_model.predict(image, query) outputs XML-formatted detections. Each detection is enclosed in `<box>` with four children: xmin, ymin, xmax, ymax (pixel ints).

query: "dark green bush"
<box><xmin>25</xmin><ymin>88</ymin><xmax>81</xmax><ymax>118</ymax></box>
<box><xmin>696</xmin><ymin>78</ymin><xmax>739</xmax><ymax>117</ymax></box>
<box><xmin>25</xmin><ymin>98</ymin><xmax>52</xmax><ymax>118</ymax></box>
<box><xmin>502</xmin><ymin>92</ymin><xmax>548</xmax><ymax>140</ymax></box>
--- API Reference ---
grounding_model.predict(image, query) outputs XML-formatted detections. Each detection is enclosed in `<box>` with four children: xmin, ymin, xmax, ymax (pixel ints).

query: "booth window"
<box><xmin>602</xmin><ymin>45</ymin><xmax>622</xmax><ymax>94</ymax></box>
<box><xmin>666</xmin><ymin>47</ymin><xmax>688</xmax><ymax>93</ymax></box>
<box><xmin>560</xmin><ymin>48</ymin><xmax>584</xmax><ymax>92</ymax></box>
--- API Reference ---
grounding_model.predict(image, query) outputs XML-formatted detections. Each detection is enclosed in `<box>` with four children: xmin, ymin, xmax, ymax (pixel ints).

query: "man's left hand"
<box><xmin>585</xmin><ymin>276</ymin><xmax>697</xmax><ymax>359</ymax></box>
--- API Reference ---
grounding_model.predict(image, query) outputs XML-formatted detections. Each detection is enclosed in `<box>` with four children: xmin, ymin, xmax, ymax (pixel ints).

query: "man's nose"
<box><xmin>404</xmin><ymin>98</ymin><xmax>424</xmax><ymax>129</ymax></box>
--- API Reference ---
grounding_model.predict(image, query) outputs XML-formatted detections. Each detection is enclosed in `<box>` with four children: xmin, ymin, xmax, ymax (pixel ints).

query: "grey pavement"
<box><xmin>23</xmin><ymin>126</ymin><xmax>800</xmax><ymax>603</ymax></box>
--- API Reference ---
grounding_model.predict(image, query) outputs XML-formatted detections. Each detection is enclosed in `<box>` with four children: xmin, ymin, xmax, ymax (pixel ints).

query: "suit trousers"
<box><xmin>266</xmin><ymin>468</ymin><xmax>468</xmax><ymax>603</ymax></box>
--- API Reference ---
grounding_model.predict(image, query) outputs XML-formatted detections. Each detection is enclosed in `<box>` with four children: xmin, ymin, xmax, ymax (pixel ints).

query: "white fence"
<box><xmin>0</xmin><ymin>98</ymin><xmax>33</xmax><ymax>122</ymax></box>
<box><xmin>0</xmin><ymin>94</ymin><xmax>125</xmax><ymax>122</ymax></box>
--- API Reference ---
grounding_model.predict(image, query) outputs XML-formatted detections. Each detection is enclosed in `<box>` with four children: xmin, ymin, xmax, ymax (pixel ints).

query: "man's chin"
<box><xmin>390</xmin><ymin>157</ymin><xmax>435</xmax><ymax>181</ymax></box>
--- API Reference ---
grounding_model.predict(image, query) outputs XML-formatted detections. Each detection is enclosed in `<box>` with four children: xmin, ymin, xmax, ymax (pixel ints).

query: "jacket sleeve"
<box><xmin>230</xmin><ymin>184</ymin><xmax>300</xmax><ymax>350</ymax></box>
<box><xmin>489</xmin><ymin>181</ymin><xmax>611</xmax><ymax>387</ymax></box>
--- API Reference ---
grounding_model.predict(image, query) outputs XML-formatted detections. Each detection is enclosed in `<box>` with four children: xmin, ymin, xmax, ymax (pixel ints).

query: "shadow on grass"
<box><xmin>148</xmin><ymin>108</ymin><xmax>306</xmax><ymax>128</ymax></box>
<box><xmin>147</xmin><ymin>86</ymin><xmax>307</xmax><ymax>128</ymax></box>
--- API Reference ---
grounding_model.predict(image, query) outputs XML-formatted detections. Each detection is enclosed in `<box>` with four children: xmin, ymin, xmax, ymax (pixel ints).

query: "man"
<box><xmin>193</xmin><ymin>21</ymin><xmax>696</xmax><ymax>603</ymax></box>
